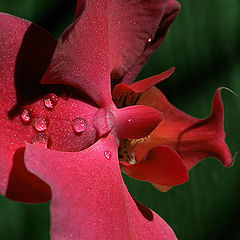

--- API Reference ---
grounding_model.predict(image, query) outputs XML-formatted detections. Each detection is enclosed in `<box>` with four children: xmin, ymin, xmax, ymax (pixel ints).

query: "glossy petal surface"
<box><xmin>25</xmin><ymin>135</ymin><xmax>177</xmax><ymax>240</ymax></box>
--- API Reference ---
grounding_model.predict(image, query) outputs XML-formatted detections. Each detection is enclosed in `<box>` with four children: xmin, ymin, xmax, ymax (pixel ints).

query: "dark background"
<box><xmin>0</xmin><ymin>0</ymin><xmax>239</xmax><ymax>239</ymax></box>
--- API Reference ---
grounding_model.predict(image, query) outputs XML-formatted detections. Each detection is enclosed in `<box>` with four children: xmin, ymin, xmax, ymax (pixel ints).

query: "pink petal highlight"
<box><xmin>24</xmin><ymin>135</ymin><xmax>177</xmax><ymax>240</ymax></box>
<box><xmin>120</xmin><ymin>145</ymin><xmax>188</xmax><ymax>186</ymax></box>
<box><xmin>115</xmin><ymin>105</ymin><xmax>163</xmax><ymax>139</ymax></box>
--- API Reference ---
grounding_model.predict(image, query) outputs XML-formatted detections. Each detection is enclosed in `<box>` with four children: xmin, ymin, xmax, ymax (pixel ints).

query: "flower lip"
<box><xmin>120</xmin><ymin>144</ymin><xmax>188</xmax><ymax>186</ymax></box>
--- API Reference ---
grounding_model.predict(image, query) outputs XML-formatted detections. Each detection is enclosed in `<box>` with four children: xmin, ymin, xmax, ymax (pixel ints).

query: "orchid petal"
<box><xmin>115</xmin><ymin>105</ymin><xmax>163</xmax><ymax>139</ymax></box>
<box><xmin>113</xmin><ymin>81</ymin><xmax>232</xmax><ymax>191</ymax></box>
<box><xmin>0</xmin><ymin>12</ymin><xmax>57</xmax><ymax>202</ymax></box>
<box><xmin>115</xmin><ymin>0</ymin><xmax>181</xmax><ymax>85</ymax></box>
<box><xmin>129</xmin><ymin>67</ymin><xmax>175</xmax><ymax>92</ymax></box>
<box><xmin>112</xmin><ymin>67</ymin><xmax>175</xmax><ymax>106</ymax></box>
<box><xmin>41</xmin><ymin>0</ymin><xmax>112</xmax><ymax>107</ymax></box>
<box><xmin>41</xmin><ymin>0</ymin><xmax>180</xmax><ymax>106</ymax></box>
<box><xmin>120</xmin><ymin>145</ymin><xmax>188</xmax><ymax>186</ymax></box>
<box><xmin>0</xmin><ymin>13</ymin><xmax>99</xmax><ymax>202</ymax></box>
<box><xmin>135</xmin><ymin>87</ymin><xmax>233</xmax><ymax>171</ymax></box>
<box><xmin>24</xmin><ymin>135</ymin><xmax>177</xmax><ymax>240</ymax></box>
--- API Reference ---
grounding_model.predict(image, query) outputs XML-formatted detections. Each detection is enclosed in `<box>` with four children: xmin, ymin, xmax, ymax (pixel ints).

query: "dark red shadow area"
<box><xmin>133</xmin><ymin>197</ymin><xmax>153</xmax><ymax>221</ymax></box>
<box><xmin>8</xmin><ymin>23</ymin><xmax>57</xmax><ymax>119</ymax></box>
<box><xmin>6</xmin><ymin>147</ymin><xmax>51</xmax><ymax>203</ymax></box>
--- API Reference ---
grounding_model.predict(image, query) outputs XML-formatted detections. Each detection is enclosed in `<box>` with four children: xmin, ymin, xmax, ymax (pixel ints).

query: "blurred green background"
<box><xmin>0</xmin><ymin>0</ymin><xmax>239</xmax><ymax>239</ymax></box>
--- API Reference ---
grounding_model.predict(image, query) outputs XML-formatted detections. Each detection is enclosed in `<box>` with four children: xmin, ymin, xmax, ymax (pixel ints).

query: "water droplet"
<box><xmin>20</xmin><ymin>109</ymin><xmax>31</xmax><ymax>123</ymax></box>
<box><xmin>147</xmin><ymin>38</ymin><xmax>152</xmax><ymax>43</ymax></box>
<box><xmin>43</xmin><ymin>94</ymin><xmax>58</xmax><ymax>110</ymax></box>
<box><xmin>32</xmin><ymin>133</ymin><xmax>49</xmax><ymax>148</ymax></box>
<box><xmin>104</xmin><ymin>150</ymin><xmax>111</xmax><ymax>160</ymax></box>
<box><xmin>72</xmin><ymin>117</ymin><xmax>87</xmax><ymax>134</ymax></box>
<box><xmin>127</xmin><ymin>116</ymin><xmax>134</xmax><ymax>123</ymax></box>
<box><xmin>93</xmin><ymin>109</ymin><xmax>115</xmax><ymax>137</ymax></box>
<box><xmin>146</xmin><ymin>37</ymin><xmax>154</xmax><ymax>47</ymax></box>
<box><xmin>33</xmin><ymin>117</ymin><xmax>48</xmax><ymax>132</ymax></box>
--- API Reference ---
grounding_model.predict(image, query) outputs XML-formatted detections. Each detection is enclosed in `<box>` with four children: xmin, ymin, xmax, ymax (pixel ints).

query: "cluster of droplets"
<box><xmin>19</xmin><ymin>94</ymin><xmax>59</xmax><ymax>149</ymax></box>
<box><xmin>19</xmin><ymin>93</ymin><xmax>112</xmax><ymax>160</ymax></box>
<box><xmin>20</xmin><ymin>93</ymin><xmax>89</xmax><ymax>148</ymax></box>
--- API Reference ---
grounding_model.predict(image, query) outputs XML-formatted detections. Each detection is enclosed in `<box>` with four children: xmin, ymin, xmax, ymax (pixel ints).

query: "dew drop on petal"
<box><xmin>147</xmin><ymin>36</ymin><xmax>155</xmax><ymax>46</ymax></box>
<box><xmin>127</xmin><ymin>116</ymin><xmax>134</xmax><ymax>123</ymax></box>
<box><xmin>104</xmin><ymin>150</ymin><xmax>112</xmax><ymax>160</ymax></box>
<box><xmin>33</xmin><ymin>117</ymin><xmax>48</xmax><ymax>132</ymax></box>
<box><xmin>43</xmin><ymin>94</ymin><xmax>58</xmax><ymax>110</ymax></box>
<box><xmin>32</xmin><ymin>133</ymin><xmax>49</xmax><ymax>148</ymax></box>
<box><xmin>20</xmin><ymin>109</ymin><xmax>31</xmax><ymax>124</ymax></box>
<box><xmin>72</xmin><ymin>117</ymin><xmax>87</xmax><ymax>134</ymax></box>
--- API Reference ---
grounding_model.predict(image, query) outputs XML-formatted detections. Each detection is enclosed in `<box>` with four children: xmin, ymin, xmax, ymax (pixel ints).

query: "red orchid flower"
<box><xmin>0</xmin><ymin>0</ymin><xmax>233</xmax><ymax>239</ymax></box>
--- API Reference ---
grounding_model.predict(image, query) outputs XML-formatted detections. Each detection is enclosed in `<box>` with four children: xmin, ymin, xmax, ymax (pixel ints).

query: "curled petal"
<box><xmin>120</xmin><ymin>145</ymin><xmax>188</xmax><ymax>186</ymax></box>
<box><xmin>112</xmin><ymin>67</ymin><xmax>175</xmax><ymax>105</ymax></box>
<box><xmin>114</xmin><ymin>83</ymin><xmax>233</xmax><ymax>191</ymax></box>
<box><xmin>176</xmin><ymin>88</ymin><xmax>233</xmax><ymax>168</ymax></box>
<box><xmin>135</xmin><ymin>87</ymin><xmax>233</xmax><ymax>171</ymax></box>
<box><xmin>24</xmin><ymin>135</ymin><xmax>177</xmax><ymax>240</ymax></box>
<box><xmin>115</xmin><ymin>105</ymin><xmax>163</xmax><ymax>139</ymax></box>
<box><xmin>129</xmin><ymin>67</ymin><xmax>175</xmax><ymax>93</ymax></box>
